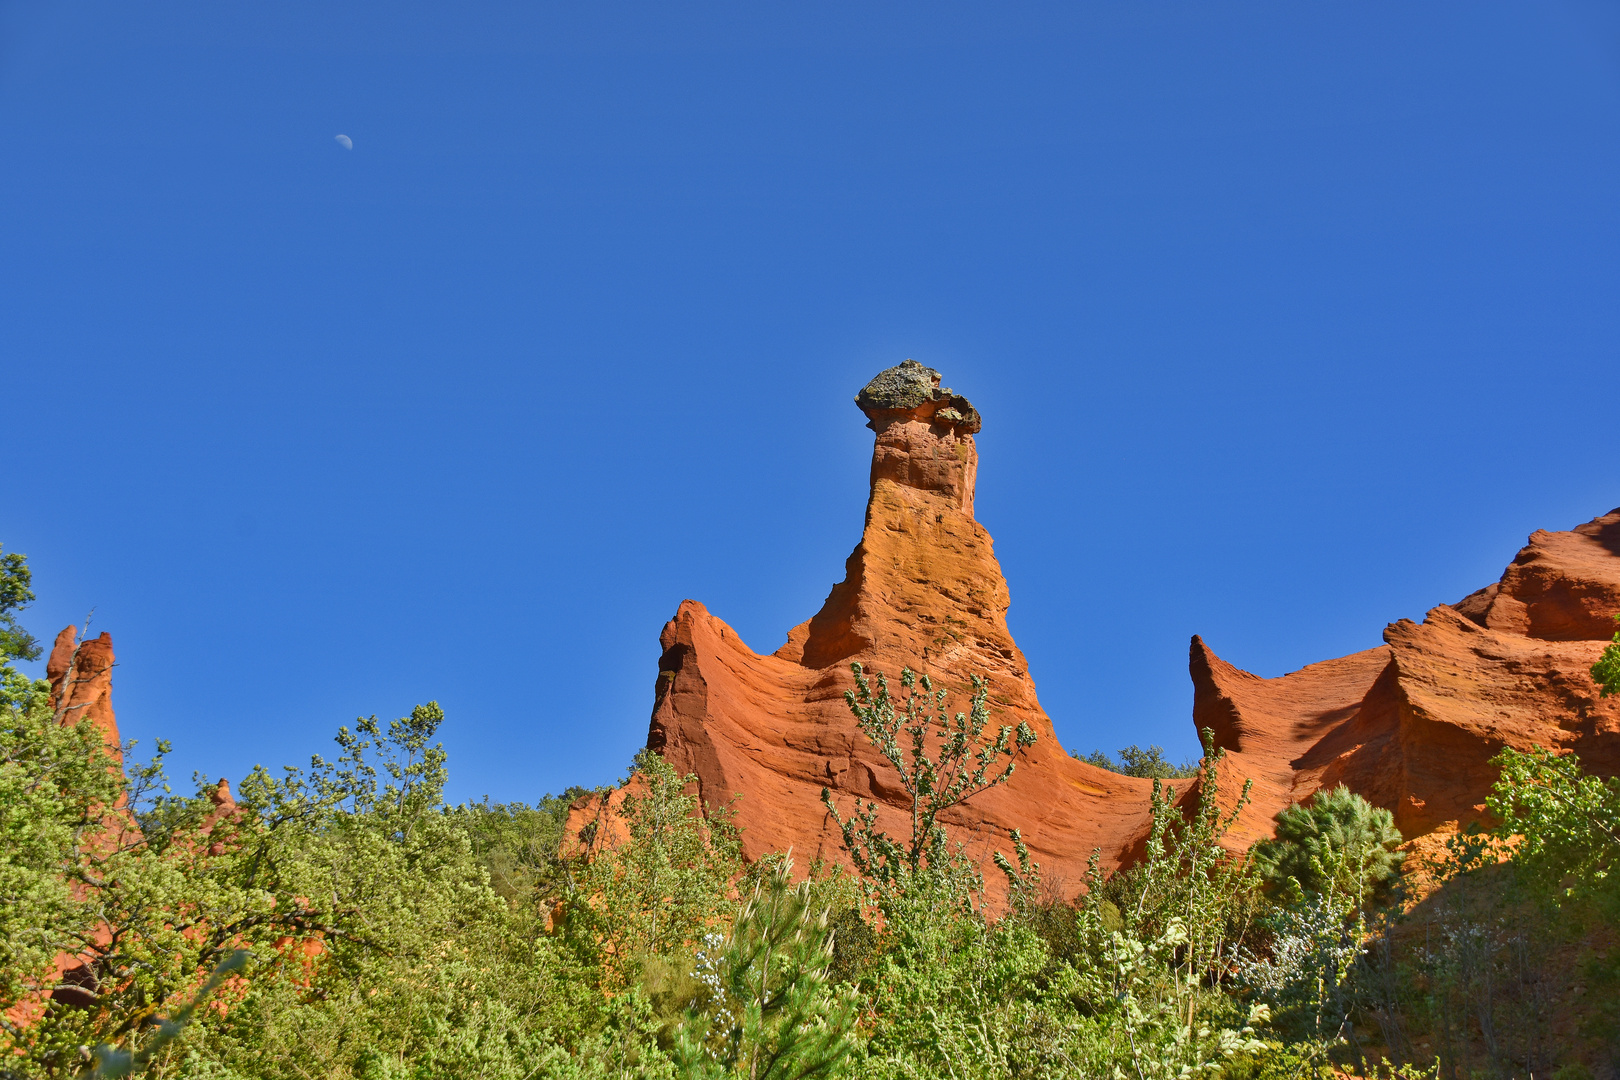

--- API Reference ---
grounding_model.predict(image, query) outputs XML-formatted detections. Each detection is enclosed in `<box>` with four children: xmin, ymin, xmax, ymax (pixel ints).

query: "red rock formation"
<box><xmin>48</xmin><ymin>626</ymin><xmax>123</xmax><ymax>762</ymax></box>
<box><xmin>1190</xmin><ymin>641</ymin><xmax>1393</xmax><ymax>848</ymax></box>
<box><xmin>583</xmin><ymin>360</ymin><xmax>1619</xmax><ymax>891</ymax></box>
<box><xmin>1194</xmin><ymin>508</ymin><xmax>1620</xmax><ymax>840</ymax></box>
<box><xmin>632</xmin><ymin>361</ymin><xmax>1177</xmax><ymax>900</ymax></box>
<box><xmin>34</xmin><ymin>627</ymin><xmax>134</xmax><ymax>1010</ymax></box>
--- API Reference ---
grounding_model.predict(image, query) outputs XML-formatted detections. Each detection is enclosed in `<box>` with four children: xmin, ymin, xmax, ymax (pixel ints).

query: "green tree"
<box><xmin>1241</xmin><ymin>787</ymin><xmax>1403</xmax><ymax>1056</ymax></box>
<box><xmin>452</xmin><ymin>789</ymin><xmax>597</xmax><ymax>909</ymax></box>
<box><xmin>673</xmin><ymin>855</ymin><xmax>857</xmax><ymax>1079</ymax></box>
<box><xmin>1077</xmin><ymin>744</ymin><xmax>1199</xmax><ymax>780</ymax></box>
<box><xmin>1592</xmin><ymin>615</ymin><xmax>1620</xmax><ymax>699</ymax></box>
<box><xmin>853</xmin><ymin>886</ymin><xmax>1059</xmax><ymax>1080</ymax></box>
<box><xmin>0</xmin><ymin>679</ymin><xmax>127</xmax><ymax>1052</ymax></box>
<box><xmin>819</xmin><ymin>664</ymin><xmax>1035</xmax><ymax>902</ymax></box>
<box><xmin>173</xmin><ymin>715</ymin><xmax>649</xmax><ymax>1080</ymax></box>
<box><xmin>4</xmin><ymin>700</ymin><xmax>544</xmax><ymax>1079</ymax></box>
<box><xmin>0</xmin><ymin>546</ymin><xmax>49</xmax><ymax>722</ymax></box>
<box><xmin>1415</xmin><ymin>745</ymin><xmax>1620</xmax><ymax>1064</ymax></box>
<box><xmin>1252</xmin><ymin>785</ymin><xmax>1404</xmax><ymax>908</ymax></box>
<box><xmin>0</xmin><ymin>547</ymin><xmax>42</xmax><ymax>669</ymax></box>
<box><xmin>1485</xmin><ymin>745</ymin><xmax>1619</xmax><ymax>914</ymax></box>
<box><xmin>82</xmin><ymin>951</ymin><xmax>248</xmax><ymax>1079</ymax></box>
<box><xmin>1070</xmin><ymin>730</ymin><xmax>1267</xmax><ymax>1073</ymax></box>
<box><xmin>572</xmin><ymin>749</ymin><xmax>744</xmax><ymax>988</ymax></box>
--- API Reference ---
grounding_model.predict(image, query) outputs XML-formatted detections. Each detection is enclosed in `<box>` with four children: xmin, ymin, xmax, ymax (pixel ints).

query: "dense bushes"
<box><xmin>5</xmin><ymin>548</ymin><xmax>1620</xmax><ymax>1078</ymax></box>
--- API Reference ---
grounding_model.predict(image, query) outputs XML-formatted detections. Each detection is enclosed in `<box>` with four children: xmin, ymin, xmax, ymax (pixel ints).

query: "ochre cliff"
<box><xmin>623</xmin><ymin>360</ymin><xmax>1174</xmax><ymax>899</ymax></box>
<box><xmin>1196</xmin><ymin>509</ymin><xmax>1620</xmax><ymax>840</ymax></box>
<box><xmin>577</xmin><ymin>360</ymin><xmax>1620</xmax><ymax>892</ymax></box>
<box><xmin>34</xmin><ymin>627</ymin><xmax>135</xmax><ymax>1009</ymax></box>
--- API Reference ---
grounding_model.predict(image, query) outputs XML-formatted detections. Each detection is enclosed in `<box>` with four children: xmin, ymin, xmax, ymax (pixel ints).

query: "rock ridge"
<box><xmin>583</xmin><ymin>359</ymin><xmax>1620</xmax><ymax>896</ymax></box>
<box><xmin>1194</xmin><ymin>508</ymin><xmax>1620</xmax><ymax>840</ymax></box>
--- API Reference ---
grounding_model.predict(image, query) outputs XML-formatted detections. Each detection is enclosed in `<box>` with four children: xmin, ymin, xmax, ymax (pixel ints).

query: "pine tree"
<box><xmin>1252</xmin><ymin>785</ymin><xmax>1403</xmax><ymax>907</ymax></box>
<box><xmin>673</xmin><ymin>855</ymin><xmax>857</xmax><ymax>1080</ymax></box>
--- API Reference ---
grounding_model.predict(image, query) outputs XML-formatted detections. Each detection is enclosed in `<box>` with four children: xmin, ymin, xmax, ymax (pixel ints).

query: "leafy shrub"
<box><xmin>1069</xmin><ymin>731</ymin><xmax>1272</xmax><ymax>1079</ymax></box>
<box><xmin>821</xmin><ymin>664</ymin><xmax>1035</xmax><ymax>905</ymax></box>
<box><xmin>27</xmin><ymin>547</ymin><xmax>1617</xmax><ymax>1078</ymax></box>
<box><xmin>1592</xmin><ymin>615</ymin><xmax>1620</xmax><ymax>698</ymax></box>
<box><xmin>1485</xmin><ymin>746</ymin><xmax>1619</xmax><ymax>914</ymax></box>
<box><xmin>1252</xmin><ymin>785</ymin><xmax>1404</xmax><ymax>907</ymax></box>
<box><xmin>572</xmin><ymin>748</ymin><xmax>743</xmax><ymax>989</ymax></box>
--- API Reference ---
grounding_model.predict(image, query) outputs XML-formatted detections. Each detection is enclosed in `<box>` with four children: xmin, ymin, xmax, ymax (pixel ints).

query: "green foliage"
<box><xmin>1</xmin><ymin>692</ymin><xmax>586</xmax><ymax>1079</ymax></box>
<box><xmin>29</xmin><ymin>558</ymin><xmax>1620</xmax><ymax>1078</ymax></box>
<box><xmin>1068</xmin><ymin>730</ymin><xmax>1272</xmax><ymax>1078</ymax></box>
<box><xmin>1078</xmin><ymin>744</ymin><xmax>1199</xmax><ymax>780</ymax></box>
<box><xmin>820</xmin><ymin>664</ymin><xmax>1035</xmax><ymax>901</ymax></box>
<box><xmin>824</xmin><ymin>682</ymin><xmax>1285</xmax><ymax>1079</ymax></box>
<box><xmin>0</xmin><ymin>547</ymin><xmax>49</xmax><ymax>727</ymax></box>
<box><xmin>672</xmin><ymin>855</ymin><xmax>857</xmax><ymax>1079</ymax></box>
<box><xmin>198</xmin><ymin>705</ymin><xmax>537</xmax><ymax>1074</ymax></box>
<box><xmin>0</xmin><ymin>547</ymin><xmax>42</xmax><ymax>667</ymax></box>
<box><xmin>1485</xmin><ymin>745</ymin><xmax>1620</xmax><ymax>914</ymax></box>
<box><xmin>574</xmin><ymin>749</ymin><xmax>743</xmax><ymax>988</ymax></box>
<box><xmin>1097</xmin><ymin>731</ymin><xmax>1258</xmax><ymax>983</ymax></box>
<box><xmin>843</xmin><ymin>725</ymin><xmax>1276</xmax><ymax>1079</ymax></box>
<box><xmin>1238</xmin><ymin>789</ymin><xmax>1403</xmax><ymax>1059</ymax></box>
<box><xmin>1252</xmin><ymin>786</ymin><xmax>1404</xmax><ymax>908</ymax></box>
<box><xmin>0</xmin><ymin>699</ymin><xmax>127</xmax><ymax>1034</ymax></box>
<box><xmin>83</xmin><ymin>952</ymin><xmax>248</xmax><ymax>1079</ymax></box>
<box><xmin>854</xmin><ymin>885</ymin><xmax>1068</xmax><ymax>1079</ymax></box>
<box><xmin>1592</xmin><ymin>615</ymin><xmax>1620</xmax><ymax>698</ymax></box>
<box><xmin>1385</xmin><ymin>745</ymin><xmax>1620</xmax><ymax>1075</ymax></box>
<box><xmin>451</xmin><ymin>788</ymin><xmax>596</xmax><ymax>908</ymax></box>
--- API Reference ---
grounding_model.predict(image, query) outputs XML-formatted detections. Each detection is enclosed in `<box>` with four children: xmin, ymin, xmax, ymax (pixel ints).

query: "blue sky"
<box><xmin>4</xmin><ymin>2</ymin><xmax>1617</xmax><ymax>803</ymax></box>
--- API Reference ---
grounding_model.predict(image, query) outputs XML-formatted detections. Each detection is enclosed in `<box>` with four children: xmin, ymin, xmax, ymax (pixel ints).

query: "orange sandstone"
<box><xmin>1195</xmin><ymin>508</ymin><xmax>1620</xmax><ymax>840</ymax></box>
<box><xmin>626</xmin><ymin>361</ymin><xmax>1174</xmax><ymax>899</ymax></box>
<box><xmin>579</xmin><ymin>361</ymin><xmax>1620</xmax><ymax>890</ymax></box>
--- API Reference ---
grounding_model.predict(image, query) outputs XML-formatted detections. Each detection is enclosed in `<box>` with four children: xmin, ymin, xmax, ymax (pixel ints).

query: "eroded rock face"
<box><xmin>48</xmin><ymin>627</ymin><xmax>123</xmax><ymax>762</ymax></box>
<box><xmin>1456</xmin><ymin>510</ymin><xmax>1620</xmax><ymax>641</ymax></box>
<box><xmin>1189</xmin><ymin>639</ymin><xmax>1394</xmax><ymax>848</ymax></box>
<box><xmin>39</xmin><ymin>627</ymin><xmax>134</xmax><ymax>1010</ymax></box>
<box><xmin>587</xmin><ymin>358</ymin><xmax>1620</xmax><ymax>891</ymax></box>
<box><xmin>1195</xmin><ymin>508</ymin><xmax>1620</xmax><ymax>840</ymax></box>
<box><xmin>635</xmin><ymin>361</ymin><xmax>1174</xmax><ymax>900</ymax></box>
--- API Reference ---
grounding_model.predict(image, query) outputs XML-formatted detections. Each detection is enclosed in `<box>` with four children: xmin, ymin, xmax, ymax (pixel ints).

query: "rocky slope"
<box><xmin>586</xmin><ymin>360</ymin><xmax>1620</xmax><ymax>892</ymax></box>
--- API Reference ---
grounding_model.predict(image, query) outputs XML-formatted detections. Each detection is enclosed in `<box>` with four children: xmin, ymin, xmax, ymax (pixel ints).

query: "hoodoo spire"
<box><xmin>855</xmin><ymin>359</ymin><xmax>981</xmax><ymax>513</ymax></box>
<box><xmin>573</xmin><ymin>359</ymin><xmax>1620</xmax><ymax>909</ymax></box>
<box><xmin>623</xmin><ymin>358</ymin><xmax>1167</xmax><ymax>905</ymax></box>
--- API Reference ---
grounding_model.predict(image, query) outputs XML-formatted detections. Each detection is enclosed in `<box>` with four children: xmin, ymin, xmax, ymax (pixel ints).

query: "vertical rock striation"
<box><xmin>48</xmin><ymin>626</ymin><xmax>123</xmax><ymax>760</ymax></box>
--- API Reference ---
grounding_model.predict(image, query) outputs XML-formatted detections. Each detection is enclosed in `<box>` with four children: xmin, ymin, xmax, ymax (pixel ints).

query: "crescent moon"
<box><xmin>334</xmin><ymin>134</ymin><xmax>353</xmax><ymax>150</ymax></box>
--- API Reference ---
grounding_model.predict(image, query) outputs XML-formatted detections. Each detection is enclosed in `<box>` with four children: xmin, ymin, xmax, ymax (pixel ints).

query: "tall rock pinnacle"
<box><xmin>856</xmin><ymin>358</ymin><xmax>982</xmax><ymax>511</ymax></box>
<box><xmin>48</xmin><ymin>627</ymin><xmax>123</xmax><ymax>762</ymax></box>
<box><xmin>566</xmin><ymin>362</ymin><xmax>1620</xmax><ymax>904</ymax></box>
<box><xmin>624</xmin><ymin>362</ymin><xmax>1168</xmax><ymax>899</ymax></box>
